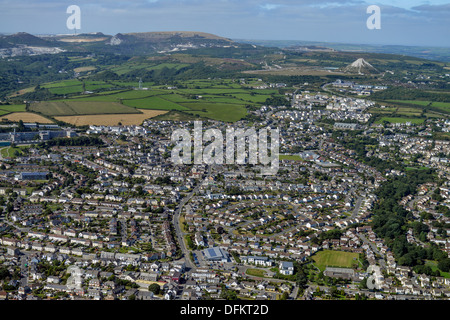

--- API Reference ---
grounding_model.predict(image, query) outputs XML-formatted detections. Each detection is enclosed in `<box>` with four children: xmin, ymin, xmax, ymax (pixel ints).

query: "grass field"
<box><xmin>180</xmin><ymin>102</ymin><xmax>247</xmax><ymax>122</ymax></box>
<box><xmin>0</xmin><ymin>104</ymin><xmax>27</xmax><ymax>113</ymax></box>
<box><xmin>386</xmin><ymin>100</ymin><xmax>450</xmax><ymax>115</ymax></box>
<box><xmin>312</xmin><ymin>250</ymin><xmax>360</xmax><ymax>272</ymax></box>
<box><xmin>74</xmin><ymin>89</ymin><xmax>166</xmax><ymax>102</ymax></box>
<box><xmin>54</xmin><ymin>109</ymin><xmax>167</xmax><ymax>126</ymax></box>
<box><xmin>29</xmin><ymin>101</ymin><xmax>141</xmax><ymax>116</ymax></box>
<box><xmin>375</xmin><ymin>117</ymin><xmax>425</xmax><ymax>124</ymax></box>
<box><xmin>122</xmin><ymin>96</ymin><xmax>189</xmax><ymax>111</ymax></box>
<box><xmin>425</xmin><ymin>260</ymin><xmax>450</xmax><ymax>278</ymax></box>
<box><xmin>0</xmin><ymin>145</ymin><xmax>26</xmax><ymax>158</ymax></box>
<box><xmin>246</xmin><ymin>269</ymin><xmax>267</xmax><ymax>277</ymax></box>
<box><xmin>13</xmin><ymin>76</ymin><xmax>285</xmax><ymax>123</ymax></box>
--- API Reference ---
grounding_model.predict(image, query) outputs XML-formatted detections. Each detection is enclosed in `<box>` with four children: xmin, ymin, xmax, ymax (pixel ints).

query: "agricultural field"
<box><xmin>32</xmin><ymin>82</ymin><xmax>271</xmax><ymax>122</ymax></box>
<box><xmin>0</xmin><ymin>112</ymin><xmax>54</xmax><ymax>123</ymax></box>
<box><xmin>122</xmin><ymin>96</ymin><xmax>189</xmax><ymax>111</ymax></box>
<box><xmin>179</xmin><ymin>102</ymin><xmax>248</xmax><ymax>122</ymax></box>
<box><xmin>311</xmin><ymin>250</ymin><xmax>361</xmax><ymax>272</ymax></box>
<box><xmin>8</xmin><ymin>72</ymin><xmax>289</xmax><ymax>123</ymax></box>
<box><xmin>54</xmin><ymin>109</ymin><xmax>167</xmax><ymax>126</ymax></box>
<box><xmin>29</xmin><ymin>101</ymin><xmax>141</xmax><ymax>116</ymax></box>
<box><xmin>0</xmin><ymin>104</ymin><xmax>27</xmax><ymax>113</ymax></box>
<box><xmin>386</xmin><ymin>100</ymin><xmax>450</xmax><ymax>115</ymax></box>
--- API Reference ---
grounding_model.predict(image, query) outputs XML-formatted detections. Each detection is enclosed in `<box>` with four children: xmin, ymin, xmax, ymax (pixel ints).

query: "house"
<box><xmin>240</xmin><ymin>256</ymin><xmax>273</xmax><ymax>267</ymax></box>
<box><xmin>279</xmin><ymin>261</ymin><xmax>294</xmax><ymax>276</ymax></box>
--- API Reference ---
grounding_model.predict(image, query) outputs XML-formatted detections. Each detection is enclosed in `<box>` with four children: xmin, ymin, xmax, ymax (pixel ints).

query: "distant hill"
<box><xmin>0</xmin><ymin>31</ymin><xmax>245</xmax><ymax>57</ymax></box>
<box><xmin>103</xmin><ymin>31</ymin><xmax>236</xmax><ymax>54</ymax></box>
<box><xmin>236</xmin><ymin>39</ymin><xmax>450</xmax><ymax>62</ymax></box>
<box><xmin>0</xmin><ymin>32</ymin><xmax>53</xmax><ymax>48</ymax></box>
<box><xmin>124</xmin><ymin>31</ymin><xmax>232</xmax><ymax>41</ymax></box>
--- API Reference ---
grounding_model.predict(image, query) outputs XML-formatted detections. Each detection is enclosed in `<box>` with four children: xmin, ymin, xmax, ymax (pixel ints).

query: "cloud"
<box><xmin>411</xmin><ymin>3</ymin><xmax>450</xmax><ymax>12</ymax></box>
<box><xmin>0</xmin><ymin>0</ymin><xmax>448</xmax><ymax>46</ymax></box>
<box><xmin>259</xmin><ymin>3</ymin><xmax>283</xmax><ymax>11</ymax></box>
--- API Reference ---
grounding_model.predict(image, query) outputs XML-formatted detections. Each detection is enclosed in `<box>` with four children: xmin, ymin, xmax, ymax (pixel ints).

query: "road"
<box><xmin>358</xmin><ymin>233</ymin><xmax>386</xmax><ymax>269</ymax></box>
<box><xmin>172</xmin><ymin>165</ymin><xmax>211</xmax><ymax>271</ymax></box>
<box><xmin>19</xmin><ymin>252</ymin><xmax>29</xmax><ymax>288</ymax></box>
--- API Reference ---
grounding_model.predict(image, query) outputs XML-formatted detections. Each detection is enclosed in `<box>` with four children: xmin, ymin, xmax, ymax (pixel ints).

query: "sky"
<box><xmin>0</xmin><ymin>0</ymin><xmax>449</xmax><ymax>47</ymax></box>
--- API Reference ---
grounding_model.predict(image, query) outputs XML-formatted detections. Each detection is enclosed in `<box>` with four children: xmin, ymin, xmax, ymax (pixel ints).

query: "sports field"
<box><xmin>312</xmin><ymin>250</ymin><xmax>360</xmax><ymax>272</ymax></box>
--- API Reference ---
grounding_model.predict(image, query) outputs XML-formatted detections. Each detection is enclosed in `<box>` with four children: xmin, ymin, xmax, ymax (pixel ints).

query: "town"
<box><xmin>0</xmin><ymin>89</ymin><xmax>449</xmax><ymax>301</ymax></box>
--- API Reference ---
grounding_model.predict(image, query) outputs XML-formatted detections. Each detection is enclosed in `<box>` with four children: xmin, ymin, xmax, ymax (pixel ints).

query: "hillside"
<box><xmin>0</xmin><ymin>32</ymin><xmax>54</xmax><ymax>48</ymax></box>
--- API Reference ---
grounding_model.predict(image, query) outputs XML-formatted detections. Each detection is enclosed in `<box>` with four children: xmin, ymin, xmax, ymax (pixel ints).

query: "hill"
<box><xmin>102</xmin><ymin>31</ymin><xmax>238</xmax><ymax>55</ymax></box>
<box><xmin>0</xmin><ymin>32</ymin><xmax>53</xmax><ymax>48</ymax></box>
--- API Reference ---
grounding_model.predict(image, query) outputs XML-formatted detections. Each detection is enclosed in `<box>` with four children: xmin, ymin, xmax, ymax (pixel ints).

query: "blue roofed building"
<box><xmin>202</xmin><ymin>247</ymin><xmax>230</xmax><ymax>263</ymax></box>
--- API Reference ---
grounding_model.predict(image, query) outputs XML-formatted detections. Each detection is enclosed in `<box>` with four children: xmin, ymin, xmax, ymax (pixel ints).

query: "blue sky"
<box><xmin>0</xmin><ymin>0</ymin><xmax>449</xmax><ymax>47</ymax></box>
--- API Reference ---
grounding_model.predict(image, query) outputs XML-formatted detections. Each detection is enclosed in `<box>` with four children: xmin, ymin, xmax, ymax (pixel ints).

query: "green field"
<box><xmin>180</xmin><ymin>102</ymin><xmax>248</xmax><ymax>122</ymax></box>
<box><xmin>375</xmin><ymin>117</ymin><xmax>425</xmax><ymax>124</ymax></box>
<box><xmin>122</xmin><ymin>96</ymin><xmax>189</xmax><ymax>111</ymax></box>
<box><xmin>387</xmin><ymin>100</ymin><xmax>450</xmax><ymax>115</ymax></box>
<box><xmin>0</xmin><ymin>104</ymin><xmax>27</xmax><ymax>113</ymax></box>
<box><xmin>246</xmin><ymin>269</ymin><xmax>267</xmax><ymax>277</ymax></box>
<box><xmin>425</xmin><ymin>260</ymin><xmax>450</xmax><ymax>278</ymax></box>
<box><xmin>312</xmin><ymin>250</ymin><xmax>360</xmax><ymax>272</ymax></box>
<box><xmin>74</xmin><ymin>89</ymin><xmax>166</xmax><ymax>102</ymax></box>
<box><xmin>0</xmin><ymin>104</ymin><xmax>27</xmax><ymax>116</ymax></box>
<box><xmin>29</xmin><ymin>101</ymin><xmax>141</xmax><ymax>116</ymax></box>
<box><xmin>0</xmin><ymin>145</ymin><xmax>27</xmax><ymax>158</ymax></box>
<box><xmin>18</xmin><ymin>75</ymin><xmax>286</xmax><ymax>122</ymax></box>
<box><xmin>279</xmin><ymin>154</ymin><xmax>303</xmax><ymax>161</ymax></box>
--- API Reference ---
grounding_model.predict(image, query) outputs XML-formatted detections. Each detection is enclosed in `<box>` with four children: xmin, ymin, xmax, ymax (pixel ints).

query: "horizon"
<box><xmin>3</xmin><ymin>30</ymin><xmax>450</xmax><ymax>51</ymax></box>
<box><xmin>0</xmin><ymin>0</ymin><xmax>449</xmax><ymax>48</ymax></box>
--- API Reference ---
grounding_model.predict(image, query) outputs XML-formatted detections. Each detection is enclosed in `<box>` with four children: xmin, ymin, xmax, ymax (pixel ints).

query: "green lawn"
<box><xmin>246</xmin><ymin>269</ymin><xmax>267</xmax><ymax>277</ymax></box>
<box><xmin>425</xmin><ymin>260</ymin><xmax>450</xmax><ymax>278</ymax></box>
<box><xmin>1</xmin><ymin>146</ymin><xmax>26</xmax><ymax>158</ymax></box>
<box><xmin>312</xmin><ymin>250</ymin><xmax>360</xmax><ymax>272</ymax></box>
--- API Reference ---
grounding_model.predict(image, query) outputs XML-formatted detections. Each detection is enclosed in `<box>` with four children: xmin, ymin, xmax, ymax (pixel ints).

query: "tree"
<box><xmin>280</xmin><ymin>291</ymin><xmax>289</xmax><ymax>300</ymax></box>
<box><xmin>438</xmin><ymin>258</ymin><xmax>450</xmax><ymax>272</ymax></box>
<box><xmin>148</xmin><ymin>283</ymin><xmax>160</xmax><ymax>295</ymax></box>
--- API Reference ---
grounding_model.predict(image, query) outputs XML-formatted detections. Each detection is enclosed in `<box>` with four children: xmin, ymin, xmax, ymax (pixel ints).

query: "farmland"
<box><xmin>1</xmin><ymin>112</ymin><xmax>54</xmax><ymax>123</ymax></box>
<box><xmin>19</xmin><ymin>75</ymin><xmax>289</xmax><ymax>122</ymax></box>
<box><xmin>29</xmin><ymin>101</ymin><xmax>142</xmax><ymax>116</ymax></box>
<box><xmin>54</xmin><ymin>109</ymin><xmax>167</xmax><ymax>126</ymax></box>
